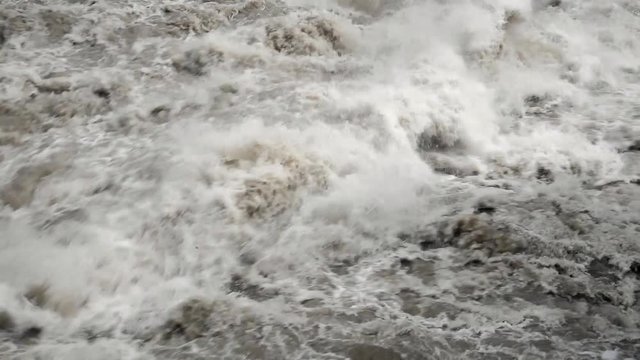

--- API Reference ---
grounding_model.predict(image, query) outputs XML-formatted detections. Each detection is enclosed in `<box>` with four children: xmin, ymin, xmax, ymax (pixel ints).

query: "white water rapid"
<box><xmin>1</xmin><ymin>0</ymin><xmax>640</xmax><ymax>359</ymax></box>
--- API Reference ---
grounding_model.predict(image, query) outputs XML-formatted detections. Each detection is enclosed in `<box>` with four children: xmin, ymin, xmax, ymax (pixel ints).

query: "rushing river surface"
<box><xmin>1</xmin><ymin>0</ymin><xmax>640</xmax><ymax>359</ymax></box>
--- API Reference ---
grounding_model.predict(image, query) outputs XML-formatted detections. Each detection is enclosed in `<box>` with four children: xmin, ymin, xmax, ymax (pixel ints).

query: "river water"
<box><xmin>1</xmin><ymin>0</ymin><xmax>639</xmax><ymax>359</ymax></box>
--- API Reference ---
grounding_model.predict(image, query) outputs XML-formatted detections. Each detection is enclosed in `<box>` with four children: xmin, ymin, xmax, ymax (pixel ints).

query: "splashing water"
<box><xmin>1</xmin><ymin>0</ymin><xmax>639</xmax><ymax>359</ymax></box>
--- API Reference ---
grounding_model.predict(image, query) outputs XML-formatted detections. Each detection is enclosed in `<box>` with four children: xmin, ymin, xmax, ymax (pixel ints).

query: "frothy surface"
<box><xmin>1</xmin><ymin>1</ymin><xmax>639</xmax><ymax>359</ymax></box>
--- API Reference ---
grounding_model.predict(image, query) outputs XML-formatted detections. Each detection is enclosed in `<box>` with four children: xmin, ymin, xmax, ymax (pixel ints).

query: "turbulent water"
<box><xmin>1</xmin><ymin>0</ymin><xmax>640</xmax><ymax>359</ymax></box>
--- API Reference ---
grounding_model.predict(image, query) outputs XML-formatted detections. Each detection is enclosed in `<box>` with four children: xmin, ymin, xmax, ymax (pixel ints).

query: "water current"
<box><xmin>1</xmin><ymin>0</ymin><xmax>640</xmax><ymax>359</ymax></box>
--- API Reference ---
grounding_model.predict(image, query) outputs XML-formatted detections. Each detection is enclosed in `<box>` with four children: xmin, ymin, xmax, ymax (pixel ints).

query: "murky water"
<box><xmin>1</xmin><ymin>0</ymin><xmax>639</xmax><ymax>359</ymax></box>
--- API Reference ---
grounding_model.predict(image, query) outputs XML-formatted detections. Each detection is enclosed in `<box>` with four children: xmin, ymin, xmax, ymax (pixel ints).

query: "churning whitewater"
<box><xmin>1</xmin><ymin>0</ymin><xmax>640</xmax><ymax>359</ymax></box>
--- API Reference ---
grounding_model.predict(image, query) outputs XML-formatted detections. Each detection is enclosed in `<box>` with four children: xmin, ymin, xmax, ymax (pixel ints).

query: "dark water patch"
<box><xmin>0</xmin><ymin>10</ymin><xmax>34</xmax><ymax>41</ymax></box>
<box><xmin>161</xmin><ymin>298</ymin><xmax>215</xmax><ymax>340</ymax></box>
<box><xmin>535</xmin><ymin>166</ymin><xmax>554</xmax><ymax>184</ymax></box>
<box><xmin>172</xmin><ymin>47</ymin><xmax>224</xmax><ymax>76</ymax></box>
<box><xmin>228</xmin><ymin>274</ymin><xmax>279</xmax><ymax>301</ymax></box>
<box><xmin>330</xmin><ymin>259</ymin><xmax>358</xmax><ymax>275</ymax></box>
<box><xmin>266</xmin><ymin>17</ymin><xmax>347</xmax><ymax>56</ymax></box>
<box><xmin>468</xmin><ymin>352</ymin><xmax>517</xmax><ymax>360</ymax></box>
<box><xmin>160</xmin><ymin>4</ymin><xmax>221</xmax><ymax>36</ymax></box>
<box><xmin>24</xmin><ymin>284</ymin><xmax>49</xmax><ymax>308</ymax></box>
<box><xmin>399</xmin><ymin>258</ymin><xmax>436</xmax><ymax>285</ymax></box>
<box><xmin>587</xmin><ymin>257</ymin><xmax>620</xmax><ymax>282</ymax></box>
<box><xmin>417</xmin><ymin>127</ymin><xmax>464</xmax><ymax>153</ymax></box>
<box><xmin>92</xmin><ymin>87</ymin><xmax>110</xmax><ymax>99</ymax></box>
<box><xmin>400</xmin><ymin>214</ymin><xmax>521</xmax><ymax>256</ymax></box>
<box><xmin>474</xmin><ymin>200</ymin><xmax>497</xmax><ymax>215</ymax></box>
<box><xmin>629</xmin><ymin>261</ymin><xmax>640</xmax><ymax>278</ymax></box>
<box><xmin>425</xmin><ymin>153</ymin><xmax>480</xmax><ymax>177</ymax></box>
<box><xmin>398</xmin><ymin>288</ymin><xmax>422</xmax><ymax>316</ymax></box>
<box><xmin>348</xmin><ymin>344</ymin><xmax>402</xmax><ymax>360</ymax></box>
<box><xmin>523</xmin><ymin>94</ymin><xmax>563</xmax><ymax>119</ymax></box>
<box><xmin>19</xmin><ymin>326</ymin><xmax>42</xmax><ymax>343</ymax></box>
<box><xmin>0</xmin><ymin>311</ymin><xmax>15</xmax><ymax>333</ymax></box>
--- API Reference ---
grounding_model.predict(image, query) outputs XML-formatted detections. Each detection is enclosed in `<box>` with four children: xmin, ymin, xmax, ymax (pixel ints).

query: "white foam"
<box><xmin>1</xmin><ymin>0</ymin><xmax>639</xmax><ymax>358</ymax></box>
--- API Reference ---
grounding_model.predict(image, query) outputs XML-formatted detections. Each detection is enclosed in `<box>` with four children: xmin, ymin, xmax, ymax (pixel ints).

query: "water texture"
<box><xmin>0</xmin><ymin>0</ymin><xmax>639</xmax><ymax>359</ymax></box>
